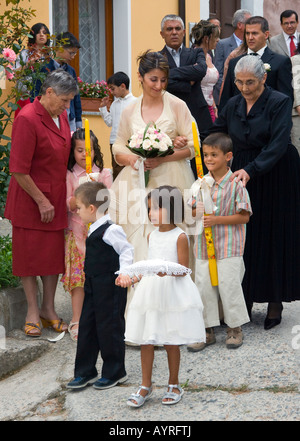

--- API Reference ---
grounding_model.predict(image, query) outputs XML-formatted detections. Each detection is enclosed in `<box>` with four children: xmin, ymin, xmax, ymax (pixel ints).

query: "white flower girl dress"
<box><xmin>125</xmin><ymin>227</ymin><xmax>206</xmax><ymax>345</ymax></box>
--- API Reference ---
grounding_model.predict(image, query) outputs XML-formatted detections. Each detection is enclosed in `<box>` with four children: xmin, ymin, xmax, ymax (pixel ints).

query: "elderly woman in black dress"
<box><xmin>209</xmin><ymin>55</ymin><xmax>300</xmax><ymax>329</ymax></box>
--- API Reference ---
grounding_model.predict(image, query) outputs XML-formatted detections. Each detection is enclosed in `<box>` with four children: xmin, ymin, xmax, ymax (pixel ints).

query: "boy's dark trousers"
<box><xmin>74</xmin><ymin>221</ymin><xmax>127</xmax><ymax>381</ymax></box>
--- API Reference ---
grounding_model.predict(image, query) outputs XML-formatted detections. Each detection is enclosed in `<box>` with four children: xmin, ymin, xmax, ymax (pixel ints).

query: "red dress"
<box><xmin>4</xmin><ymin>98</ymin><xmax>71</xmax><ymax>276</ymax></box>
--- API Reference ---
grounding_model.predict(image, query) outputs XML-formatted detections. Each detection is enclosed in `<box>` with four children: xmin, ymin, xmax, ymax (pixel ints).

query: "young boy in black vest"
<box><xmin>67</xmin><ymin>182</ymin><xmax>133</xmax><ymax>390</ymax></box>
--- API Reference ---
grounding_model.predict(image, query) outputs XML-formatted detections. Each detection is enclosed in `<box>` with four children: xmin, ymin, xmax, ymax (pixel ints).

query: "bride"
<box><xmin>109</xmin><ymin>50</ymin><xmax>197</xmax><ymax>264</ymax></box>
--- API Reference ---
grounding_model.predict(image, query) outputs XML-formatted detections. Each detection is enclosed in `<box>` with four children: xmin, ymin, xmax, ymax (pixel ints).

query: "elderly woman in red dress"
<box><xmin>4</xmin><ymin>69</ymin><xmax>79</xmax><ymax>336</ymax></box>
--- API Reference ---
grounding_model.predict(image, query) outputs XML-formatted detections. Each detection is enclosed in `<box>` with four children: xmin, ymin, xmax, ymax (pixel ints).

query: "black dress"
<box><xmin>210</xmin><ymin>86</ymin><xmax>300</xmax><ymax>304</ymax></box>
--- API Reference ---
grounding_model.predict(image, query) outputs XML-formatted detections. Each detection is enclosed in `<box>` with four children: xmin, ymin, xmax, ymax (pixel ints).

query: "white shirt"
<box><xmin>247</xmin><ymin>45</ymin><xmax>267</xmax><ymax>57</ymax></box>
<box><xmin>233</xmin><ymin>33</ymin><xmax>243</xmax><ymax>47</ymax></box>
<box><xmin>88</xmin><ymin>213</ymin><xmax>134</xmax><ymax>270</ymax></box>
<box><xmin>283</xmin><ymin>31</ymin><xmax>299</xmax><ymax>56</ymax></box>
<box><xmin>166</xmin><ymin>44</ymin><xmax>183</xmax><ymax>67</ymax></box>
<box><xmin>98</xmin><ymin>93</ymin><xmax>137</xmax><ymax>144</ymax></box>
<box><xmin>52</xmin><ymin>117</ymin><xmax>60</xmax><ymax>129</ymax></box>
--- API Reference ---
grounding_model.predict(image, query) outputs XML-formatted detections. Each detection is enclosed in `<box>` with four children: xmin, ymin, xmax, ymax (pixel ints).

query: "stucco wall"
<box><xmin>130</xmin><ymin>0</ymin><xmax>201</xmax><ymax>97</ymax></box>
<box><xmin>130</xmin><ymin>0</ymin><xmax>178</xmax><ymax>97</ymax></box>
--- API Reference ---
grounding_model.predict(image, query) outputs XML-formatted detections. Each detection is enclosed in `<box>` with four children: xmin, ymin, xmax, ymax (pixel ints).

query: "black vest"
<box><xmin>84</xmin><ymin>221</ymin><xmax>120</xmax><ymax>278</ymax></box>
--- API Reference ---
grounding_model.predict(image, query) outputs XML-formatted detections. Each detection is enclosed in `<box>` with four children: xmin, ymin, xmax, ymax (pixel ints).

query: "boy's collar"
<box><xmin>115</xmin><ymin>92</ymin><xmax>132</xmax><ymax>101</ymax></box>
<box><xmin>209</xmin><ymin>168</ymin><xmax>232</xmax><ymax>187</ymax></box>
<box><xmin>88</xmin><ymin>213</ymin><xmax>111</xmax><ymax>236</ymax></box>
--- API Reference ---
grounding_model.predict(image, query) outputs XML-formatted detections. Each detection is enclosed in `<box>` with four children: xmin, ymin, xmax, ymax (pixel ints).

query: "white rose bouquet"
<box><xmin>126</xmin><ymin>122</ymin><xmax>174</xmax><ymax>186</ymax></box>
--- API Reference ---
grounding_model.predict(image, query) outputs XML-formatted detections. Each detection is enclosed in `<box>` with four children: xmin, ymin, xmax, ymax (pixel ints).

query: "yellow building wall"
<box><xmin>0</xmin><ymin>0</ymin><xmax>112</xmax><ymax>168</ymax></box>
<box><xmin>1</xmin><ymin>0</ymin><xmax>202</xmax><ymax>169</ymax></box>
<box><xmin>185</xmin><ymin>0</ymin><xmax>201</xmax><ymax>45</ymax></box>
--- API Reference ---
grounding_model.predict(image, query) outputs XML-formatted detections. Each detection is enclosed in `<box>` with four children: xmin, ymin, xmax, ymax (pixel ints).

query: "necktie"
<box><xmin>250</xmin><ymin>52</ymin><xmax>258</xmax><ymax>56</ymax></box>
<box><xmin>290</xmin><ymin>35</ymin><xmax>296</xmax><ymax>56</ymax></box>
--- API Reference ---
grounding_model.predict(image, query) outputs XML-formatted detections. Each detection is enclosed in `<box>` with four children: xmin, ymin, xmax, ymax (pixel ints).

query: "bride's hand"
<box><xmin>128</xmin><ymin>155</ymin><xmax>140</xmax><ymax>169</ymax></box>
<box><xmin>173</xmin><ymin>136</ymin><xmax>188</xmax><ymax>149</ymax></box>
<box><xmin>144</xmin><ymin>157</ymin><xmax>164</xmax><ymax>170</ymax></box>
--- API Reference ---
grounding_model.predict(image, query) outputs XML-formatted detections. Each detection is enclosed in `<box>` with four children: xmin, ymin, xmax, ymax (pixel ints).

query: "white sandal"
<box><xmin>162</xmin><ymin>384</ymin><xmax>184</xmax><ymax>405</ymax></box>
<box><xmin>68</xmin><ymin>322</ymin><xmax>79</xmax><ymax>341</ymax></box>
<box><xmin>127</xmin><ymin>385</ymin><xmax>153</xmax><ymax>408</ymax></box>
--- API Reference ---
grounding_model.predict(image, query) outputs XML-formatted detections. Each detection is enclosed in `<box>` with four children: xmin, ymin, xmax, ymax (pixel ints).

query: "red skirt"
<box><xmin>12</xmin><ymin>227</ymin><xmax>65</xmax><ymax>277</ymax></box>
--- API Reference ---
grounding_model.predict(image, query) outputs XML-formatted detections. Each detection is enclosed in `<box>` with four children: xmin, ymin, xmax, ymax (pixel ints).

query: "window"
<box><xmin>52</xmin><ymin>0</ymin><xmax>113</xmax><ymax>82</ymax></box>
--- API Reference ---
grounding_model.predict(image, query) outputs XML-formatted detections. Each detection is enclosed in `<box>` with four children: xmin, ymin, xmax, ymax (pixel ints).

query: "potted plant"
<box><xmin>77</xmin><ymin>77</ymin><xmax>110</xmax><ymax>111</ymax></box>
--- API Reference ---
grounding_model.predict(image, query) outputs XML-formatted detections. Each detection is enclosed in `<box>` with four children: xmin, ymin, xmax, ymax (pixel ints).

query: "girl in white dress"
<box><xmin>120</xmin><ymin>185</ymin><xmax>205</xmax><ymax>407</ymax></box>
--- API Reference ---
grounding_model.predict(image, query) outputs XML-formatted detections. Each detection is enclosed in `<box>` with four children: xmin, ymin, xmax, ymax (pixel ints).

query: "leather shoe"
<box><xmin>264</xmin><ymin>304</ymin><xmax>283</xmax><ymax>330</ymax></box>
<box><xmin>66</xmin><ymin>374</ymin><xmax>98</xmax><ymax>389</ymax></box>
<box><xmin>264</xmin><ymin>316</ymin><xmax>281</xmax><ymax>330</ymax></box>
<box><xmin>93</xmin><ymin>374</ymin><xmax>128</xmax><ymax>390</ymax></box>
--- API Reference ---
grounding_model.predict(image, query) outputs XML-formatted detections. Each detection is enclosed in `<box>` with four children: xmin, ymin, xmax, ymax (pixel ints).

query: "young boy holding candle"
<box><xmin>66</xmin><ymin>181</ymin><xmax>134</xmax><ymax>390</ymax></box>
<box><xmin>188</xmin><ymin>132</ymin><xmax>252</xmax><ymax>351</ymax></box>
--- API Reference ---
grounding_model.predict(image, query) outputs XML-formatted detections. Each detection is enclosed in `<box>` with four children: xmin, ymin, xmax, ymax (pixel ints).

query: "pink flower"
<box><xmin>2</xmin><ymin>48</ymin><xmax>17</xmax><ymax>63</ymax></box>
<box><xmin>5</xmin><ymin>64</ymin><xmax>14</xmax><ymax>80</ymax></box>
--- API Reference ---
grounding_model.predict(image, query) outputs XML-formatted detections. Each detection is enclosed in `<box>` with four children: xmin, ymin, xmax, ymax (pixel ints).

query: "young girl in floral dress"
<box><xmin>61</xmin><ymin>128</ymin><xmax>112</xmax><ymax>340</ymax></box>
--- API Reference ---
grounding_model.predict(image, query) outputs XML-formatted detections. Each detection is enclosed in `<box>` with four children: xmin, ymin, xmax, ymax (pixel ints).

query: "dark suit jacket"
<box><xmin>219</xmin><ymin>46</ymin><xmax>293</xmax><ymax>111</ymax></box>
<box><xmin>213</xmin><ymin>34</ymin><xmax>239</xmax><ymax>102</ymax></box>
<box><xmin>160</xmin><ymin>45</ymin><xmax>212</xmax><ymax>132</ymax></box>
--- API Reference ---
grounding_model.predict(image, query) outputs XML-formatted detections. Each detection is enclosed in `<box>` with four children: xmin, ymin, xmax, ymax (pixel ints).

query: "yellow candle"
<box><xmin>192</xmin><ymin>121</ymin><xmax>218</xmax><ymax>286</ymax></box>
<box><xmin>85</xmin><ymin>118</ymin><xmax>92</xmax><ymax>174</ymax></box>
<box><xmin>192</xmin><ymin>121</ymin><xmax>204</xmax><ymax>179</ymax></box>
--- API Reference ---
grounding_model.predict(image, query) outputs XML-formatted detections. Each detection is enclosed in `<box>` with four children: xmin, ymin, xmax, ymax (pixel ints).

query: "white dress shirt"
<box><xmin>283</xmin><ymin>31</ymin><xmax>299</xmax><ymax>56</ymax></box>
<box><xmin>166</xmin><ymin>44</ymin><xmax>183</xmax><ymax>67</ymax></box>
<box><xmin>88</xmin><ymin>213</ymin><xmax>134</xmax><ymax>270</ymax></box>
<box><xmin>247</xmin><ymin>45</ymin><xmax>267</xmax><ymax>57</ymax></box>
<box><xmin>233</xmin><ymin>33</ymin><xmax>243</xmax><ymax>47</ymax></box>
<box><xmin>98</xmin><ymin>93</ymin><xmax>137</xmax><ymax>144</ymax></box>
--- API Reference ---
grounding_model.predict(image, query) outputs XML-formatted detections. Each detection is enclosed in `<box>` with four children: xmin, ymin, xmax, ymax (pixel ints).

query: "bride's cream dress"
<box><xmin>109</xmin><ymin>92</ymin><xmax>198</xmax><ymax>309</ymax></box>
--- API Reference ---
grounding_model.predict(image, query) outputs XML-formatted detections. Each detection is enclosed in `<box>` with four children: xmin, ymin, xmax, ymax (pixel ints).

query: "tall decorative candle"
<box><xmin>192</xmin><ymin>121</ymin><xmax>218</xmax><ymax>286</ymax></box>
<box><xmin>84</xmin><ymin>118</ymin><xmax>92</xmax><ymax>174</ymax></box>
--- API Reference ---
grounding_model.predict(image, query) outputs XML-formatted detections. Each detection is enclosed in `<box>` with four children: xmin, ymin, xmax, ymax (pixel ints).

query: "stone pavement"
<box><xmin>0</xmin><ymin>218</ymin><xmax>299</xmax><ymax>423</ymax></box>
<box><xmin>1</xmin><ymin>281</ymin><xmax>300</xmax><ymax>423</ymax></box>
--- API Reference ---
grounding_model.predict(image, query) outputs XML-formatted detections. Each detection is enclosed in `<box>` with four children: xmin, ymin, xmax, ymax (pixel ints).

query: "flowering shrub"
<box><xmin>77</xmin><ymin>77</ymin><xmax>110</xmax><ymax>99</ymax></box>
<box><xmin>0</xmin><ymin>0</ymin><xmax>39</xmax><ymax>217</ymax></box>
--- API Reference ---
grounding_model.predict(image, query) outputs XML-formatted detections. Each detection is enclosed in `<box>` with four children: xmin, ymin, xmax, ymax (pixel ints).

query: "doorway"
<box><xmin>209</xmin><ymin>0</ymin><xmax>241</xmax><ymax>38</ymax></box>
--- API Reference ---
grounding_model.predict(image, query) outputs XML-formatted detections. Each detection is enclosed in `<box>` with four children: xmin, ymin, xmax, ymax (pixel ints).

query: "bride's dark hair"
<box><xmin>137</xmin><ymin>50</ymin><xmax>169</xmax><ymax>79</ymax></box>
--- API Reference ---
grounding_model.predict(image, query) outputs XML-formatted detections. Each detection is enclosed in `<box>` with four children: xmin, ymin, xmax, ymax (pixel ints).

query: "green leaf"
<box><xmin>0</xmin><ymin>134</ymin><xmax>11</xmax><ymax>141</ymax></box>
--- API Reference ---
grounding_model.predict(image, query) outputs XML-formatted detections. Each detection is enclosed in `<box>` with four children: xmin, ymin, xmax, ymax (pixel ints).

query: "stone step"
<box><xmin>0</xmin><ymin>332</ymin><xmax>49</xmax><ymax>379</ymax></box>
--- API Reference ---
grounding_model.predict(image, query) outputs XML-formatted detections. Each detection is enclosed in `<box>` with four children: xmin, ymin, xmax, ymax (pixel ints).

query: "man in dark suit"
<box><xmin>160</xmin><ymin>14</ymin><xmax>212</xmax><ymax>177</ymax></box>
<box><xmin>219</xmin><ymin>16</ymin><xmax>293</xmax><ymax>112</ymax></box>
